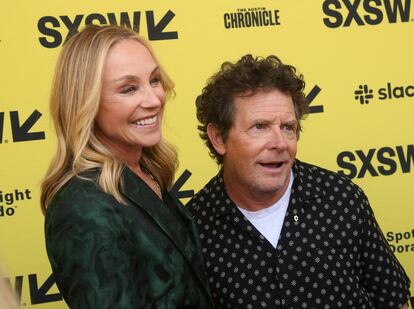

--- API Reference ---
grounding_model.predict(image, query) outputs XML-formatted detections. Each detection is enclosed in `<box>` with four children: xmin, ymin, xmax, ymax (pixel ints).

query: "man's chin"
<box><xmin>257</xmin><ymin>175</ymin><xmax>290</xmax><ymax>194</ymax></box>
<box><xmin>253</xmin><ymin>182</ymin><xmax>285</xmax><ymax>195</ymax></box>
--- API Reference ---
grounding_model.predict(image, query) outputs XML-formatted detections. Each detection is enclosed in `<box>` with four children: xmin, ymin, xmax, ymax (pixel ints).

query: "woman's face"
<box><xmin>95</xmin><ymin>39</ymin><xmax>165</xmax><ymax>161</ymax></box>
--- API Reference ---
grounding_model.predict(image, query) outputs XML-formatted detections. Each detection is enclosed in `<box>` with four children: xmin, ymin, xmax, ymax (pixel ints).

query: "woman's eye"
<box><xmin>150</xmin><ymin>77</ymin><xmax>161</xmax><ymax>86</ymax></box>
<box><xmin>120</xmin><ymin>85</ymin><xmax>136</xmax><ymax>94</ymax></box>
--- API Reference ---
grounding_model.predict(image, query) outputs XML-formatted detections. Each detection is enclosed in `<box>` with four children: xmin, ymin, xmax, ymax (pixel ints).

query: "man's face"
<box><xmin>214</xmin><ymin>89</ymin><xmax>298</xmax><ymax>208</ymax></box>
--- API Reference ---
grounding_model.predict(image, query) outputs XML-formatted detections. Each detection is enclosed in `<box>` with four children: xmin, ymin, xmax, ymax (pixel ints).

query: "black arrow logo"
<box><xmin>10</xmin><ymin>110</ymin><xmax>46</xmax><ymax>142</ymax></box>
<box><xmin>171</xmin><ymin>169</ymin><xmax>194</xmax><ymax>199</ymax></box>
<box><xmin>146</xmin><ymin>10</ymin><xmax>178</xmax><ymax>40</ymax></box>
<box><xmin>28</xmin><ymin>273</ymin><xmax>62</xmax><ymax>304</ymax></box>
<box><xmin>306</xmin><ymin>85</ymin><xmax>324</xmax><ymax>114</ymax></box>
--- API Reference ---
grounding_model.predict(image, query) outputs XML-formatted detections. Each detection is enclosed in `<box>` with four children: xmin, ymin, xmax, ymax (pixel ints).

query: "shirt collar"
<box><xmin>292</xmin><ymin>159</ymin><xmax>327</xmax><ymax>203</ymax></box>
<box><xmin>213</xmin><ymin>159</ymin><xmax>327</xmax><ymax>218</ymax></box>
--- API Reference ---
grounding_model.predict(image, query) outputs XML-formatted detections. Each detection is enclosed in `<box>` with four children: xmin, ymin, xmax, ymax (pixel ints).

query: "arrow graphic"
<box><xmin>29</xmin><ymin>273</ymin><xmax>62</xmax><ymax>304</ymax></box>
<box><xmin>147</xmin><ymin>10</ymin><xmax>178</xmax><ymax>40</ymax></box>
<box><xmin>171</xmin><ymin>169</ymin><xmax>194</xmax><ymax>199</ymax></box>
<box><xmin>10</xmin><ymin>110</ymin><xmax>45</xmax><ymax>142</ymax></box>
<box><xmin>306</xmin><ymin>85</ymin><xmax>324</xmax><ymax>114</ymax></box>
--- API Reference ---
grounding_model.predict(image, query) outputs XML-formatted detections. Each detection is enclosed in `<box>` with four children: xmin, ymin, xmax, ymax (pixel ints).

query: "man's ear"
<box><xmin>207</xmin><ymin>123</ymin><xmax>226</xmax><ymax>156</ymax></box>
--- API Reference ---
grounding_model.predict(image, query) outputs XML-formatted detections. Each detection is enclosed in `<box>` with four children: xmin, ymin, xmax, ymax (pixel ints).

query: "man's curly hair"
<box><xmin>196</xmin><ymin>54</ymin><xmax>309</xmax><ymax>165</ymax></box>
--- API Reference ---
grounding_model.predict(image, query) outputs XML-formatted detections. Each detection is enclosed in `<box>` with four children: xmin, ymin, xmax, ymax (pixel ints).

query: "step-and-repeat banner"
<box><xmin>1</xmin><ymin>1</ymin><xmax>413</xmax><ymax>307</ymax></box>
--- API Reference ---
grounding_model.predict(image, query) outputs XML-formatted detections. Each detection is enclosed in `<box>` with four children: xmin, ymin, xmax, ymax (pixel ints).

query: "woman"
<box><xmin>41</xmin><ymin>25</ymin><xmax>213</xmax><ymax>308</ymax></box>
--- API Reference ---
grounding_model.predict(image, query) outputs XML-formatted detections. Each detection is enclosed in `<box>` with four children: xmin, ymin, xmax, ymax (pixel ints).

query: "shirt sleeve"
<box><xmin>45</xmin><ymin>187</ymin><xmax>137</xmax><ymax>309</ymax></box>
<box><xmin>357</xmin><ymin>189</ymin><xmax>411</xmax><ymax>308</ymax></box>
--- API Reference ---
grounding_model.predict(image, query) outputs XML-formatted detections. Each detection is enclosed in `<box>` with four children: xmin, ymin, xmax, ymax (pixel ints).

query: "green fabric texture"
<box><xmin>44</xmin><ymin>167</ymin><xmax>213</xmax><ymax>309</ymax></box>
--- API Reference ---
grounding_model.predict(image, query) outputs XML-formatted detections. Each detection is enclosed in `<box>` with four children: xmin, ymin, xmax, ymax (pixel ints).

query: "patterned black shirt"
<box><xmin>188</xmin><ymin>159</ymin><xmax>411</xmax><ymax>308</ymax></box>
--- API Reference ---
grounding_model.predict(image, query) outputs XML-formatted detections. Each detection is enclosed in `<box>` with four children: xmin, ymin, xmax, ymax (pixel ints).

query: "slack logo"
<box><xmin>354</xmin><ymin>84</ymin><xmax>374</xmax><ymax>104</ymax></box>
<box><xmin>354</xmin><ymin>82</ymin><xmax>414</xmax><ymax>104</ymax></box>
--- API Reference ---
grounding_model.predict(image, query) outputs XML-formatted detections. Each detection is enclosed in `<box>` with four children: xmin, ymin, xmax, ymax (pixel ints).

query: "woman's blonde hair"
<box><xmin>40</xmin><ymin>24</ymin><xmax>177</xmax><ymax>213</ymax></box>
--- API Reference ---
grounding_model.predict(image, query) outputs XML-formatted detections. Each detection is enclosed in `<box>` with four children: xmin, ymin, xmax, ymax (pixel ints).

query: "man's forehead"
<box><xmin>234</xmin><ymin>87</ymin><xmax>290</xmax><ymax>98</ymax></box>
<box><xmin>233</xmin><ymin>89</ymin><xmax>294</xmax><ymax>110</ymax></box>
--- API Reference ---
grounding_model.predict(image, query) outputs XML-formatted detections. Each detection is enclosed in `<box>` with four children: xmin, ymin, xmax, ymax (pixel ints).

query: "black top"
<box><xmin>188</xmin><ymin>159</ymin><xmax>411</xmax><ymax>308</ymax></box>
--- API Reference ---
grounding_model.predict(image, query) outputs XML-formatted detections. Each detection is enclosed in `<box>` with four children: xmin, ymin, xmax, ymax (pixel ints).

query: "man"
<box><xmin>188</xmin><ymin>54</ymin><xmax>411</xmax><ymax>308</ymax></box>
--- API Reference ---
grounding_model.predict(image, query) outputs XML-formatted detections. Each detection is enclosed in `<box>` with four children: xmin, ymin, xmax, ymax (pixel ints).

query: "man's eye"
<box><xmin>254</xmin><ymin>123</ymin><xmax>265</xmax><ymax>130</ymax></box>
<box><xmin>282</xmin><ymin>124</ymin><xmax>295</xmax><ymax>132</ymax></box>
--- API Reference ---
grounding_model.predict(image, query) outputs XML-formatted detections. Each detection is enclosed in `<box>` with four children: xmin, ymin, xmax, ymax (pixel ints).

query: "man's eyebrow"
<box><xmin>285</xmin><ymin>119</ymin><xmax>298</xmax><ymax>124</ymax></box>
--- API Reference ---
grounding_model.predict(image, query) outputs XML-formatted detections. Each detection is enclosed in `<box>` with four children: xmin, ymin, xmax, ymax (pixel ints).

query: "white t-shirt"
<box><xmin>238</xmin><ymin>170</ymin><xmax>294</xmax><ymax>248</ymax></box>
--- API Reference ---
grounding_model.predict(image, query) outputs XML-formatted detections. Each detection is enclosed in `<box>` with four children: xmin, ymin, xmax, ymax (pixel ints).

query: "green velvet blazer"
<box><xmin>45</xmin><ymin>168</ymin><xmax>213</xmax><ymax>309</ymax></box>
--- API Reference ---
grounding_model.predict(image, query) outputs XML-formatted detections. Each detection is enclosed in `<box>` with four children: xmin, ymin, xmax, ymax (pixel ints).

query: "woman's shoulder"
<box><xmin>55</xmin><ymin>173</ymin><xmax>103</xmax><ymax>201</ymax></box>
<box><xmin>46</xmin><ymin>172</ymin><xmax>119</xmax><ymax>223</ymax></box>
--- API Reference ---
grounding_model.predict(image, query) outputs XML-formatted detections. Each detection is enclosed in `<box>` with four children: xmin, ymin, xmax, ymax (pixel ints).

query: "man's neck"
<box><xmin>222</xmin><ymin>172</ymin><xmax>290</xmax><ymax>212</ymax></box>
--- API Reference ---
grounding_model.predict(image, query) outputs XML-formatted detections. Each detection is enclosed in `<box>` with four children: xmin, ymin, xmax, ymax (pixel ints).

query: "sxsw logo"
<box><xmin>337</xmin><ymin>144</ymin><xmax>414</xmax><ymax>178</ymax></box>
<box><xmin>354</xmin><ymin>82</ymin><xmax>414</xmax><ymax>104</ymax></box>
<box><xmin>38</xmin><ymin>10</ymin><xmax>178</xmax><ymax>48</ymax></box>
<box><xmin>322</xmin><ymin>0</ymin><xmax>412</xmax><ymax>27</ymax></box>
<box><xmin>0</xmin><ymin>110</ymin><xmax>45</xmax><ymax>144</ymax></box>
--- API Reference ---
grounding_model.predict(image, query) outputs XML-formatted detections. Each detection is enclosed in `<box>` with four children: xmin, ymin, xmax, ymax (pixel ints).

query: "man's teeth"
<box><xmin>134</xmin><ymin>116</ymin><xmax>156</xmax><ymax>126</ymax></box>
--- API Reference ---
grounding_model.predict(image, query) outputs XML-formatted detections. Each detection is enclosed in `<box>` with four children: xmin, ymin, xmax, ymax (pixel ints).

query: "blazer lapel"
<box><xmin>163</xmin><ymin>191</ymin><xmax>211</xmax><ymax>288</ymax></box>
<box><xmin>120</xmin><ymin>167</ymin><xmax>211</xmax><ymax>294</ymax></box>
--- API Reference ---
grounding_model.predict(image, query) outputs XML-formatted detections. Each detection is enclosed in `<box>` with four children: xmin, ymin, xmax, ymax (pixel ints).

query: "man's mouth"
<box><xmin>259</xmin><ymin>161</ymin><xmax>284</xmax><ymax>169</ymax></box>
<box><xmin>132</xmin><ymin>115</ymin><xmax>157</xmax><ymax>126</ymax></box>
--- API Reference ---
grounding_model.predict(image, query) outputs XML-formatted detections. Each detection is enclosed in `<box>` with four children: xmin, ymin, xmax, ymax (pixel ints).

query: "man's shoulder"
<box><xmin>186</xmin><ymin>173</ymin><xmax>224</xmax><ymax>214</ymax></box>
<box><xmin>296</xmin><ymin>159</ymin><xmax>353</xmax><ymax>183</ymax></box>
<box><xmin>295</xmin><ymin>159</ymin><xmax>365</xmax><ymax>196</ymax></box>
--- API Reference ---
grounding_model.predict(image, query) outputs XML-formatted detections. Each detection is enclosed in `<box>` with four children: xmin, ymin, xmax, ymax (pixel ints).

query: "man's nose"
<box><xmin>267</xmin><ymin>127</ymin><xmax>288</xmax><ymax>149</ymax></box>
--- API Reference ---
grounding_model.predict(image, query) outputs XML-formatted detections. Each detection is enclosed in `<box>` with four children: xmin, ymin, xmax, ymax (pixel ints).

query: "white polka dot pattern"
<box><xmin>188</xmin><ymin>160</ymin><xmax>411</xmax><ymax>308</ymax></box>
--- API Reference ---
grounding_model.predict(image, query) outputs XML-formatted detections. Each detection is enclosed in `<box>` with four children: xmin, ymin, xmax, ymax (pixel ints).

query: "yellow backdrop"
<box><xmin>0</xmin><ymin>1</ymin><xmax>412</xmax><ymax>307</ymax></box>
